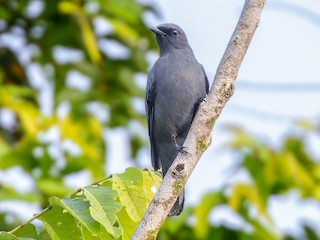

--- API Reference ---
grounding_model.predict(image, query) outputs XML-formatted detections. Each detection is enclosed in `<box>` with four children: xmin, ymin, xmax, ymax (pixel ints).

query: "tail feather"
<box><xmin>168</xmin><ymin>188</ymin><xmax>185</xmax><ymax>217</ymax></box>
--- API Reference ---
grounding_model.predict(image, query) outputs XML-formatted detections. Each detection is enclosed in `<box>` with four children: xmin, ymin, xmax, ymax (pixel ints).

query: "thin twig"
<box><xmin>9</xmin><ymin>205</ymin><xmax>52</xmax><ymax>234</ymax></box>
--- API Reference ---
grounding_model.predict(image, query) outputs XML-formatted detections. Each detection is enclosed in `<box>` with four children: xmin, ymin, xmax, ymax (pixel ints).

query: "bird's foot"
<box><xmin>198</xmin><ymin>97</ymin><xmax>206</xmax><ymax>103</ymax></box>
<box><xmin>172</xmin><ymin>133</ymin><xmax>191</xmax><ymax>155</ymax></box>
<box><xmin>177</xmin><ymin>145</ymin><xmax>190</xmax><ymax>155</ymax></box>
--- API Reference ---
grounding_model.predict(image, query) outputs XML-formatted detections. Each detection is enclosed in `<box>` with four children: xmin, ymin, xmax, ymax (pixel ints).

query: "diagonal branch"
<box><xmin>132</xmin><ymin>0</ymin><xmax>266</xmax><ymax>239</ymax></box>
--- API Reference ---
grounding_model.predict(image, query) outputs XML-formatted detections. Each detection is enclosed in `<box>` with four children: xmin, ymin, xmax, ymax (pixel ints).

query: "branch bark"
<box><xmin>132</xmin><ymin>0</ymin><xmax>266</xmax><ymax>239</ymax></box>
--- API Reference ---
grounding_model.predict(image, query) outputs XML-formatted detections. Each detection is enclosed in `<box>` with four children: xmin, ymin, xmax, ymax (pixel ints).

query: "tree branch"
<box><xmin>132</xmin><ymin>0</ymin><xmax>266</xmax><ymax>239</ymax></box>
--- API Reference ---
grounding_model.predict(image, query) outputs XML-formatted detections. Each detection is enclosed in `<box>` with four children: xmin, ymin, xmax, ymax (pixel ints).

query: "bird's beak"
<box><xmin>150</xmin><ymin>27</ymin><xmax>166</xmax><ymax>36</ymax></box>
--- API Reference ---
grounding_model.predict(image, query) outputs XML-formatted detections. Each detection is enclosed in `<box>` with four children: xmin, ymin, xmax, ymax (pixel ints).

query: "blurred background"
<box><xmin>1</xmin><ymin>0</ymin><xmax>320</xmax><ymax>239</ymax></box>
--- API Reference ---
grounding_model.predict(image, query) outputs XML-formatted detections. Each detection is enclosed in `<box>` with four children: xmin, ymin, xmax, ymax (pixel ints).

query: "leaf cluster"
<box><xmin>1</xmin><ymin>167</ymin><xmax>161</xmax><ymax>240</ymax></box>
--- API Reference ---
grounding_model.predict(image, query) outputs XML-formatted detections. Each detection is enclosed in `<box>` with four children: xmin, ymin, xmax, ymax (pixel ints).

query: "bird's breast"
<box><xmin>152</xmin><ymin>54</ymin><xmax>206</xmax><ymax>137</ymax></box>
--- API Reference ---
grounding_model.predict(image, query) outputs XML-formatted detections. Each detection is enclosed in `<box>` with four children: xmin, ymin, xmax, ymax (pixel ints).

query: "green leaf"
<box><xmin>296</xmin><ymin>120</ymin><xmax>316</xmax><ymax>131</ymax></box>
<box><xmin>108</xmin><ymin>19</ymin><xmax>140</xmax><ymax>47</ymax></box>
<box><xmin>229</xmin><ymin>184</ymin><xmax>266</xmax><ymax>215</ymax></box>
<box><xmin>49</xmin><ymin>196</ymin><xmax>100</xmax><ymax>234</ymax></box>
<box><xmin>112</xmin><ymin>169</ymin><xmax>161</xmax><ymax>239</ymax></box>
<box><xmin>0</xmin><ymin>138</ymin><xmax>10</xmax><ymax>158</ymax></box>
<box><xmin>0</xmin><ymin>232</ymin><xmax>19</xmax><ymax>240</ymax></box>
<box><xmin>0</xmin><ymin>6</ymin><xmax>10</xmax><ymax>20</ymax></box>
<box><xmin>142</xmin><ymin>170</ymin><xmax>162</xmax><ymax>203</ymax></box>
<box><xmin>37</xmin><ymin>179</ymin><xmax>73</xmax><ymax>198</ymax></box>
<box><xmin>0</xmin><ymin>187</ymin><xmax>39</xmax><ymax>202</ymax></box>
<box><xmin>13</xmin><ymin>223</ymin><xmax>39</xmax><ymax>240</ymax></box>
<box><xmin>58</xmin><ymin>2</ymin><xmax>101</xmax><ymax>63</ymax></box>
<box><xmin>80</xmin><ymin>225</ymin><xmax>115</xmax><ymax>240</ymax></box>
<box><xmin>80</xmin><ymin>225</ymin><xmax>100</xmax><ymax>240</ymax></box>
<box><xmin>38</xmin><ymin>228</ymin><xmax>51</xmax><ymax>240</ymax></box>
<box><xmin>83</xmin><ymin>186</ymin><xmax>122</xmax><ymax>238</ymax></box>
<box><xmin>100</xmin><ymin>0</ymin><xmax>143</xmax><ymax>24</ymax></box>
<box><xmin>304</xmin><ymin>225</ymin><xmax>319</xmax><ymax>240</ymax></box>
<box><xmin>194</xmin><ymin>193</ymin><xmax>224</xmax><ymax>238</ymax></box>
<box><xmin>0</xmin><ymin>86</ymin><xmax>40</xmax><ymax>135</ymax></box>
<box><xmin>38</xmin><ymin>205</ymin><xmax>82</xmax><ymax>240</ymax></box>
<box><xmin>116</xmin><ymin>207</ymin><xmax>138</xmax><ymax>240</ymax></box>
<box><xmin>112</xmin><ymin>167</ymin><xmax>152</xmax><ymax>222</ymax></box>
<box><xmin>0</xmin><ymin>138</ymin><xmax>38</xmax><ymax>171</ymax></box>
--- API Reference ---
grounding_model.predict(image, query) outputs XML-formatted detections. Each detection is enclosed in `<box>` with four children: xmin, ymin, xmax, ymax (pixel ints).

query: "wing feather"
<box><xmin>146</xmin><ymin>71</ymin><xmax>160</xmax><ymax>170</ymax></box>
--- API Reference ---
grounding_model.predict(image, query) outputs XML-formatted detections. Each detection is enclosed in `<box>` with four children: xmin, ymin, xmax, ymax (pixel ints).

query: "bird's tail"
<box><xmin>168</xmin><ymin>188</ymin><xmax>185</xmax><ymax>217</ymax></box>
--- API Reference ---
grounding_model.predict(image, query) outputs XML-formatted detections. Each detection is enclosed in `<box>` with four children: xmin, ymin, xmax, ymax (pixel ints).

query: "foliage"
<box><xmin>0</xmin><ymin>167</ymin><xmax>161</xmax><ymax>240</ymax></box>
<box><xmin>0</xmin><ymin>0</ymin><xmax>157</xmax><ymax>230</ymax></box>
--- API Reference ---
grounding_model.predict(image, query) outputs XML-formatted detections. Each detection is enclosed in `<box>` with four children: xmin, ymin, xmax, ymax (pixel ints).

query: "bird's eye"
<box><xmin>173</xmin><ymin>30</ymin><xmax>178</xmax><ymax>35</ymax></box>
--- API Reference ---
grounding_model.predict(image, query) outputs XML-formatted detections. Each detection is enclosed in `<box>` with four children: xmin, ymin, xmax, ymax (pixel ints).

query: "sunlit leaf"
<box><xmin>83</xmin><ymin>186</ymin><xmax>122</xmax><ymax>238</ymax></box>
<box><xmin>296</xmin><ymin>120</ymin><xmax>316</xmax><ymax>131</ymax></box>
<box><xmin>0</xmin><ymin>138</ymin><xmax>10</xmax><ymax>160</ymax></box>
<box><xmin>79</xmin><ymin>17</ymin><xmax>102</xmax><ymax>64</ymax></box>
<box><xmin>229</xmin><ymin>184</ymin><xmax>266</xmax><ymax>215</ymax></box>
<box><xmin>100</xmin><ymin>0</ymin><xmax>143</xmax><ymax>24</ymax></box>
<box><xmin>112</xmin><ymin>167</ymin><xmax>152</xmax><ymax>222</ymax></box>
<box><xmin>108</xmin><ymin>19</ymin><xmax>140</xmax><ymax>47</ymax></box>
<box><xmin>58</xmin><ymin>1</ymin><xmax>79</xmax><ymax>14</ymax></box>
<box><xmin>58</xmin><ymin>1</ymin><xmax>101</xmax><ymax>63</ymax></box>
<box><xmin>0</xmin><ymin>86</ymin><xmax>39</xmax><ymax>135</ymax></box>
<box><xmin>142</xmin><ymin>169</ymin><xmax>162</xmax><ymax>203</ymax></box>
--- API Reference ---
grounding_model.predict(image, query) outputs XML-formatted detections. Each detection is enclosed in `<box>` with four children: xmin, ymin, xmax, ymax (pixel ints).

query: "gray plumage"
<box><xmin>146</xmin><ymin>23</ymin><xmax>209</xmax><ymax>216</ymax></box>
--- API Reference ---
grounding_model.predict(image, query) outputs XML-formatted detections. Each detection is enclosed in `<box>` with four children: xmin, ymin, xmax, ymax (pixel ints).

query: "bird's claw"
<box><xmin>198</xmin><ymin>97</ymin><xmax>206</xmax><ymax>103</ymax></box>
<box><xmin>172</xmin><ymin>133</ymin><xmax>191</xmax><ymax>155</ymax></box>
<box><xmin>177</xmin><ymin>145</ymin><xmax>190</xmax><ymax>155</ymax></box>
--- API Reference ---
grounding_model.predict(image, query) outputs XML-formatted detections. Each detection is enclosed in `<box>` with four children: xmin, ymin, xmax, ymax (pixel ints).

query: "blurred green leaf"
<box><xmin>0</xmin><ymin>187</ymin><xmax>39</xmax><ymax>202</ymax></box>
<box><xmin>37</xmin><ymin>179</ymin><xmax>73</xmax><ymax>198</ymax></box>
<box><xmin>229</xmin><ymin>184</ymin><xmax>266</xmax><ymax>215</ymax></box>
<box><xmin>194</xmin><ymin>192</ymin><xmax>224</xmax><ymax>239</ymax></box>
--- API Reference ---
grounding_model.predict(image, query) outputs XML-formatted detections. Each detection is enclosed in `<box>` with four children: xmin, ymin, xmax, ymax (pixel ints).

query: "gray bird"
<box><xmin>146</xmin><ymin>23</ymin><xmax>209</xmax><ymax>216</ymax></box>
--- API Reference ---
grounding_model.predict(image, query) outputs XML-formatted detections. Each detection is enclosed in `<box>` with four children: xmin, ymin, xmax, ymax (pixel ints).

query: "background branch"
<box><xmin>132</xmin><ymin>0</ymin><xmax>266</xmax><ymax>239</ymax></box>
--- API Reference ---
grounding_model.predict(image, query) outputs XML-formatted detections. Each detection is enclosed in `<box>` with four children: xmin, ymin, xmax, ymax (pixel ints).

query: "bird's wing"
<box><xmin>146</xmin><ymin>71</ymin><xmax>160</xmax><ymax>170</ymax></box>
<box><xmin>201</xmin><ymin>64</ymin><xmax>210</xmax><ymax>94</ymax></box>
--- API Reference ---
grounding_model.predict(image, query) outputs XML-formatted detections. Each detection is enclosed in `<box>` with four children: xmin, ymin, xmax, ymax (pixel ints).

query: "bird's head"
<box><xmin>150</xmin><ymin>23</ymin><xmax>190</xmax><ymax>54</ymax></box>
